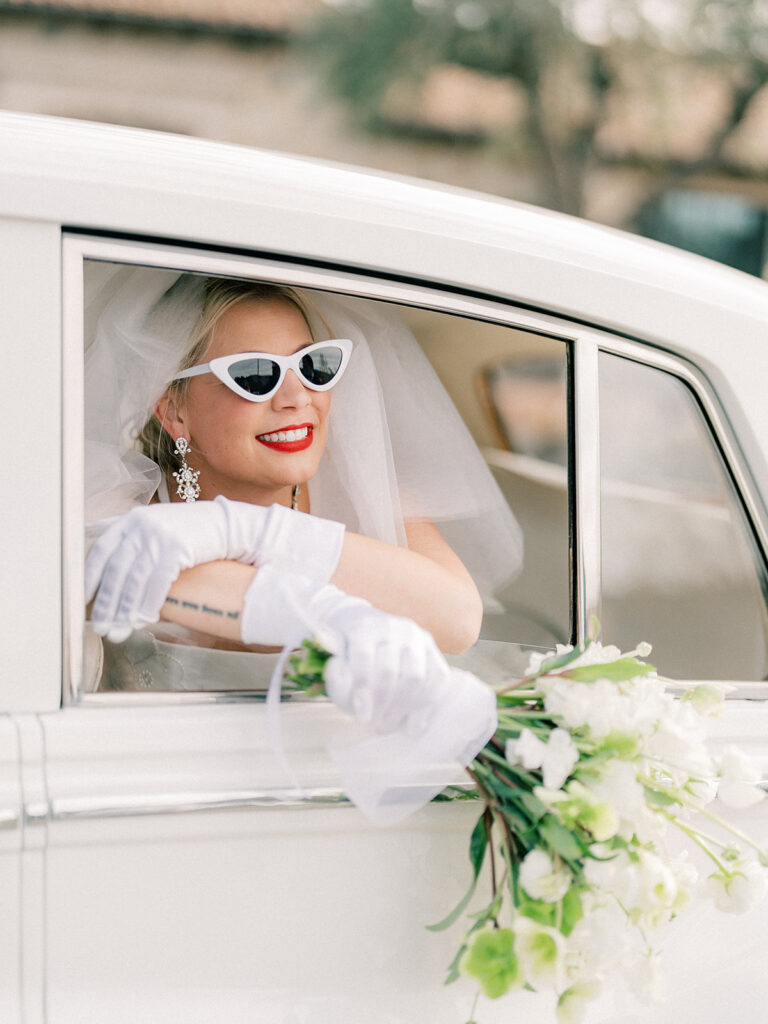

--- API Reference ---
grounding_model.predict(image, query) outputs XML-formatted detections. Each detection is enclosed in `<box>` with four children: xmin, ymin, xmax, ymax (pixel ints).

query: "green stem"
<box><xmin>495</xmin><ymin>675</ymin><xmax>540</xmax><ymax>695</ymax></box>
<box><xmin>663</xmin><ymin>811</ymin><xmax>729</xmax><ymax>873</ymax></box>
<box><xmin>695</xmin><ymin>804</ymin><xmax>768</xmax><ymax>860</ymax></box>
<box><xmin>466</xmin><ymin>987</ymin><xmax>481</xmax><ymax>1024</ymax></box>
<box><xmin>485</xmin><ymin>808</ymin><xmax>499</xmax><ymax>906</ymax></box>
<box><xmin>495</xmin><ymin>692</ymin><xmax>545</xmax><ymax>705</ymax></box>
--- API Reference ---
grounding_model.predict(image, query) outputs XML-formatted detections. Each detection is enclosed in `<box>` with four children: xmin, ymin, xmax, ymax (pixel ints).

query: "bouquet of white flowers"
<box><xmin>288</xmin><ymin>634</ymin><xmax>768</xmax><ymax>1024</ymax></box>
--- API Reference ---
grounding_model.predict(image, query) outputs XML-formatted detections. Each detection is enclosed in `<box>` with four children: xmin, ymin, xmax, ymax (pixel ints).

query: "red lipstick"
<box><xmin>256</xmin><ymin>423</ymin><xmax>314</xmax><ymax>453</ymax></box>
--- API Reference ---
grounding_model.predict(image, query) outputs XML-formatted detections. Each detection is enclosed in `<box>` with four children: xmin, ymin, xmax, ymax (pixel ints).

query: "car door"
<box><xmin>34</xmin><ymin>231</ymin><xmax>768</xmax><ymax>1024</ymax></box>
<box><xmin>39</xmin><ymin>234</ymin><xmax>581</xmax><ymax>1024</ymax></box>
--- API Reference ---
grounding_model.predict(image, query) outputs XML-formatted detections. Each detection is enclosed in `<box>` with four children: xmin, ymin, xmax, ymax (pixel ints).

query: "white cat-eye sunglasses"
<box><xmin>172</xmin><ymin>339</ymin><xmax>353</xmax><ymax>402</ymax></box>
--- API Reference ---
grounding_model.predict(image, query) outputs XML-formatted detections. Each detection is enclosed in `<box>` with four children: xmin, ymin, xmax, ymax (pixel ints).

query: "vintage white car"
<box><xmin>1</xmin><ymin>111</ymin><xmax>768</xmax><ymax>1023</ymax></box>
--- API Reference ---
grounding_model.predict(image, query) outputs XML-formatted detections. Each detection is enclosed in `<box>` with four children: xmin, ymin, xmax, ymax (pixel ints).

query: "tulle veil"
<box><xmin>84</xmin><ymin>264</ymin><xmax>523</xmax><ymax>609</ymax></box>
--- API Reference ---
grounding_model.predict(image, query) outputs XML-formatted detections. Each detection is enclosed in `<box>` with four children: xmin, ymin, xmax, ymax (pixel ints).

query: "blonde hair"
<box><xmin>139</xmin><ymin>277</ymin><xmax>316</xmax><ymax>476</ymax></box>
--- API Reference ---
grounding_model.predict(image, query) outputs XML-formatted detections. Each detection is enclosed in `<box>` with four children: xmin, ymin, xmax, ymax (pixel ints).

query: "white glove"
<box><xmin>321</xmin><ymin>605</ymin><xmax>450</xmax><ymax>734</ymax></box>
<box><xmin>86</xmin><ymin>498</ymin><xmax>345</xmax><ymax>641</ymax></box>
<box><xmin>242</xmin><ymin>565</ymin><xmax>451</xmax><ymax>733</ymax></box>
<box><xmin>248</xmin><ymin>566</ymin><xmax>498</xmax><ymax>826</ymax></box>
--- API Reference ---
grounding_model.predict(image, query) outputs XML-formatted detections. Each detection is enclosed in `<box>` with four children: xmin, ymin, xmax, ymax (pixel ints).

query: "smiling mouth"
<box><xmin>256</xmin><ymin>424</ymin><xmax>314</xmax><ymax>452</ymax></box>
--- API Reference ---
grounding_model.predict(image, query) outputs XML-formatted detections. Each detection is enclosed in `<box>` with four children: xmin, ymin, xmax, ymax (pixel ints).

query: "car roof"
<box><xmin>2</xmin><ymin>111</ymin><xmax>767</xmax><ymax>328</ymax></box>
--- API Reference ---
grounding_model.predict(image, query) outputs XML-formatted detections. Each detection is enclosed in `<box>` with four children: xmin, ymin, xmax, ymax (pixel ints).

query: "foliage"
<box><xmin>305</xmin><ymin>0</ymin><xmax>768</xmax><ymax>215</ymax></box>
<box><xmin>289</xmin><ymin>634</ymin><xmax>768</xmax><ymax>1022</ymax></box>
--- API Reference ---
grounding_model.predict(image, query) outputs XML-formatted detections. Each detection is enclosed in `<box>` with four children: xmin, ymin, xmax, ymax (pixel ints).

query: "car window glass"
<box><xmin>408</xmin><ymin>309</ymin><xmax>570</xmax><ymax>662</ymax></box>
<box><xmin>599</xmin><ymin>352</ymin><xmax>768</xmax><ymax>680</ymax></box>
<box><xmin>81</xmin><ymin>261</ymin><xmax>571</xmax><ymax>694</ymax></box>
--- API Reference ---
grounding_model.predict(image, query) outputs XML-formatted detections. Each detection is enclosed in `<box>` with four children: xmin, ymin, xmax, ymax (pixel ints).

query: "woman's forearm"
<box><xmin>331</xmin><ymin>525</ymin><xmax>483</xmax><ymax>652</ymax></box>
<box><xmin>162</xmin><ymin>560</ymin><xmax>256</xmax><ymax>641</ymax></box>
<box><xmin>160</xmin><ymin>523</ymin><xmax>483</xmax><ymax>653</ymax></box>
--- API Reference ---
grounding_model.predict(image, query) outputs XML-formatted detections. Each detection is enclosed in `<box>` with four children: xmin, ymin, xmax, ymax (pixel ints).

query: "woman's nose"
<box><xmin>272</xmin><ymin>368</ymin><xmax>311</xmax><ymax>409</ymax></box>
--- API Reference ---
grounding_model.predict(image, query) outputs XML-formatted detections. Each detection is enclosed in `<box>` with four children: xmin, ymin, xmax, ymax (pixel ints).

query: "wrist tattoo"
<box><xmin>164</xmin><ymin>596</ymin><xmax>240</xmax><ymax>621</ymax></box>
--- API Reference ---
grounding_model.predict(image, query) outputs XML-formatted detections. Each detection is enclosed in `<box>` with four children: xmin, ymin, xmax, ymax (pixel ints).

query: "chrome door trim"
<box><xmin>50</xmin><ymin>783</ymin><xmax>477</xmax><ymax>822</ymax></box>
<box><xmin>50</xmin><ymin>787</ymin><xmax>353</xmax><ymax>821</ymax></box>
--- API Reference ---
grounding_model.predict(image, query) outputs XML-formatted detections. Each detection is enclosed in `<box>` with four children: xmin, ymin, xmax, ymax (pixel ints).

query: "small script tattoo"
<box><xmin>165</xmin><ymin>595</ymin><xmax>240</xmax><ymax>620</ymax></box>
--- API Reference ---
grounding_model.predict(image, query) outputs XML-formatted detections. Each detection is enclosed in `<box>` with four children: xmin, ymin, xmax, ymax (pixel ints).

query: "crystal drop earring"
<box><xmin>172</xmin><ymin>437</ymin><xmax>201</xmax><ymax>503</ymax></box>
<box><xmin>291</xmin><ymin>484</ymin><xmax>300</xmax><ymax>510</ymax></box>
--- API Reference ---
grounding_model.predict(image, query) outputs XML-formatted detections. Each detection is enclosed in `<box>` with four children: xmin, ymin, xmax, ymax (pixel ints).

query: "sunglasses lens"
<box><xmin>228</xmin><ymin>357</ymin><xmax>281</xmax><ymax>397</ymax></box>
<box><xmin>299</xmin><ymin>345</ymin><xmax>345</xmax><ymax>387</ymax></box>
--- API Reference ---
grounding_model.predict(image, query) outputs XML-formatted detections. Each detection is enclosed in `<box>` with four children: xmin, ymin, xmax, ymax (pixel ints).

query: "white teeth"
<box><xmin>258</xmin><ymin>426</ymin><xmax>309</xmax><ymax>443</ymax></box>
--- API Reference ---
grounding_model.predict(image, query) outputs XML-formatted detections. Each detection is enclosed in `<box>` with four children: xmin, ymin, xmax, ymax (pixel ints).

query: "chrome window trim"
<box><xmin>62</xmin><ymin>242</ymin><xmax>87</xmax><ymax>709</ymax></box>
<box><xmin>63</xmin><ymin>233</ymin><xmax>768</xmax><ymax>704</ymax></box>
<box><xmin>570</xmin><ymin>336</ymin><xmax>602</xmax><ymax>640</ymax></box>
<box><xmin>62</xmin><ymin>233</ymin><xmax>585</xmax><ymax>705</ymax></box>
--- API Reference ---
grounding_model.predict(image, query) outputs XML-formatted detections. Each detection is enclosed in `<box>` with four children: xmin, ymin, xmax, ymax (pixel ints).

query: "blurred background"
<box><xmin>2</xmin><ymin>0</ymin><xmax>767</xmax><ymax>276</ymax></box>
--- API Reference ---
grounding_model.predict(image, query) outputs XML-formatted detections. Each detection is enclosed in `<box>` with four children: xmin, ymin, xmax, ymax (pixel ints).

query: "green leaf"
<box><xmin>444</xmin><ymin>941</ymin><xmax>467</xmax><ymax>985</ymax></box>
<box><xmin>539</xmin><ymin>818</ymin><xmax>585</xmax><ymax>862</ymax></box>
<box><xmin>518</xmin><ymin>899</ymin><xmax>557</xmax><ymax>927</ymax></box>
<box><xmin>470</xmin><ymin>814</ymin><xmax>488</xmax><ymax>876</ymax></box>
<box><xmin>567</xmin><ymin>657</ymin><xmax>655</xmax><ymax>683</ymax></box>
<box><xmin>535</xmin><ymin>645</ymin><xmax>587</xmax><ymax>678</ymax></box>
<box><xmin>561</xmin><ymin>887</ymin><xmax>583</xmax><ymax>936</ymax></box>
<box><xmin>518</xmin><ymin>791</ymin><xmax>548</xmax><ymax>822</ymax></box>
<box><xmin>642</xmin><ymin>784</ymin><xmax>679</xmax><ymax>809</ymax></box>
<box><xmin>427</xmin><ymin>814</ymin><xmax>488</xmax><ymax>932</ymax></box>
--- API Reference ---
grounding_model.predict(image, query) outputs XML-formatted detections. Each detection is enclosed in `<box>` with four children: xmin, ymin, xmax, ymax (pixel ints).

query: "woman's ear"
<box><xmin>154</xmin><ymin>391</ymin><xmax>187</xmax><ymax>442</ymax></box>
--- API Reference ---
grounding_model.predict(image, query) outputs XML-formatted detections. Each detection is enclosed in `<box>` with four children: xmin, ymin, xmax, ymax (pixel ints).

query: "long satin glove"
<box><xmin>242</xmin><ymin>564</ymin><xmax>449</xmax><ymax>730</ymax></box>
<box><xmin>243</xmin><ymin>566</ymin><xmax>498</xmax><ymax>825</ymax></box>
<box><xmin>86</xmin><ymin>498</ymin><xmax>345</xmax><ymax>642</ymax></box>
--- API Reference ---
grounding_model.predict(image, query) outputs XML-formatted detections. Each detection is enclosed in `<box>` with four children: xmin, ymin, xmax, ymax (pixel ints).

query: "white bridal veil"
<box><xmin>85</xmin><ymin>264</ymin><xmax>523</xmax><ymax>609</ymax></box>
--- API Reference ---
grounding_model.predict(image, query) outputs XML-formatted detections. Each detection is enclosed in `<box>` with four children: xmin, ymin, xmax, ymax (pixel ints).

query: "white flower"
<box><xmin>705</xmin><ymin>860</ymin><xmax>768</xmax><ymax>914</ymax></box>
<box><xmin>506</xmin><ymin>728</ymin><xmax>547</xmax><ymax>771</ymax></box>
<box><xmin>667</xmin><ymin>852</ymin><xmax>698</xmax><ymax>915</ymax></box>
<box><xmin>540</xmin><ymin>675</ymin><xmax>669</xmax><ymax>740</ymax></box>
<box><xmin>630</xmin><ymin>849</ymin><xmax>679</xmax><ymax>926</ymax></box>
<box><xmin>506</xmin><ymin>727</ymin><xmax>580</xmax><ymax>790</ymax></box>
<box><xmin>565</xmin><ymin>901</ymin><xmax>632</xmax><ymax>980</ymax></box>
<box><xmin>585</xmin><ymin>761</ymin><xmax>650</xmax><ymax>842</ymax></box>
<box><xmin>557</xmin><ymin>980</ymin><xmax>602</xmax><ymax>1024</ymax></box>
<box><xmin>644</xmin><ymin>701</ymin><xmax>714</xmax><ymax>786</ymax></box>
<box><xmin>717</xmin><ymin>746</ymin><xmax>766</xmax><ymax>809</ymax></box>
<box><xmin>566</xmin><ymin>641</ymin><xmax>624</xmax><ymax>669</ymax></box>
<box><xmin>513</xmin><ymin>914</ymin><xmax>567</xmax><ymax>991</ymax></box>
<box><xmin>519</xmin><ymin>849</ymin><xmax>572</xmax><ymax>903</ymax></box>
<box><xmin>682</xmin><ymin>682</ymin><xmax>733</xmax><ymax>717</ymax></box>
<box><xmin>584</xmin><ymin>848</ymin><xmax>679</xmax><ymax>929</ymax></box>
<box><xmin>536</xmin><ymin>781</ymin><xmax>620</xmax><ymax>843</ymax></box>
<box><xmin>626</xmin><ymin>952</ymin><xmax>666</xmax><ymax>1003</ymax></box>
<box><xmin>541</xmin><ymin>729</ymin><xmax>581</xmax><ymax>789</ymax></box>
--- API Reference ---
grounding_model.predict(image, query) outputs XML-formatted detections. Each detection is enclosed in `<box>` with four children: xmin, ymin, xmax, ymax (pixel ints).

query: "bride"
<box><xmin>84</xmin><ymin>269</ymin><xmax>523</xmax><ymax>815</ymax></box>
